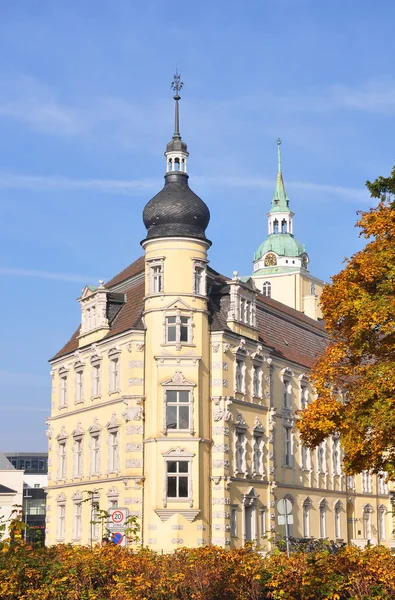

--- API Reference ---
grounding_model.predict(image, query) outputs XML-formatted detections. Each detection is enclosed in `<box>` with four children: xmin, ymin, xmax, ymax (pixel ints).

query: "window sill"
<box><xmin>91</xmin><ymin>395</ymin><xmax>101</xmax><ymax>401</ymax></box>
<box><xmin>109</xmin><ymin>389</ymin><xmax>121</xmax><ymax>395</ymax></box>
<box><xmin>58</xmin><ymin>405</ymin><xmax>68</xmax><ymax>410</ymax></box>
<box><xmin>165</xmin><ymin>498</ymin><xmax>192</xmax><ymax>504</ymax></box>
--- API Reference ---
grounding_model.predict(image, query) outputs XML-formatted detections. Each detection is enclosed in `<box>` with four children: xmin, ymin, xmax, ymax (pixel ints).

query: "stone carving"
<box><xmin>213</xmin><ymin>524</ymin><xmax>230</xmax><ymax>532</ymax></box>
<box><xmin>171</xmin><ymin>538</ymin><xmax>184</xmax><ymax>544</ymax></box>
<box><xmin>126</xmin><ymin>443</ymin><xmax>143</xmax><ymax>452</ymax></box>
<box><xmin>126</xmin><ymin>459</ymin><xmax>143</xmax><ymax>468</ymax></box>
<box><xmin>213</xmin><ymin>407</ymin><xmax>233</xmax><ymax>423</ymax></box>
<box><xmin>128</xmin><ymin>378</ymin><xmax>144</xmax><ymax>386</ymax></box>
<box><xmin>254</xmin><ymin>416</ymin><xmax>265</xmax><ymax>433</ymax></box>
<box><xmin>148</xmin><ymin>538</ymin><xmax>157</xmax><ymax>544</ymax></box>
<box><xmin>126</xmin><ymin>425</ymin><xmax>143</xmax><ymax>435</ymax></box>
<box><xmin>148</xmin><ymin>524</ymin><xmax>157</xmax><ymax>531</ymax></box>
<box><xmin>212</xmin><ymin>343</ymin><xmax>221</xmax><ymax>353</ymax></box>
<box><xmin>125</xmin><ymin>498</ymin><xmax>142</xmax><ymax>504</ymax></box>
<box><xmin>212</xmin><ymin>426</ymin><xmax>230</xmax><ymax>436</ymax></box>
<box><xmin>234</xmin><ymin>412</ymin><xmax>248</xmax><ymax>429</ymax></box>
<box><xmin>211</xmin><ymin>379</ymin><xmax>229</xmax><ymax>387</ymax></box>
<box><xmin>213</xmin><ymin>444</ymin><xmax>230</xmax><ymax>453</ymax></box>
<box><xmin>196</xmin><ymin>538</ymin><xmax>205</xmax><ymax>544</ymax></box>
<box><xmin>172</xmin><ymin>524</ymin><xmax>183</xmax><ymax>530</ymax></box>
<box><xmin>172</xmin><ymin>371</ymin><xmax>185</xmax><ymax>384</ymax></box>
<box><xmin>212</xmin><ymin>460</ymin><xmax>230</xmax><ymax>469</ymax></box>
<box><xmin>212</xmin><ymin>498</ymin><xmax>231</xmax><ymax>505</ymax></box>
<box><xmin>136</xmin><ymin>342</ymin><xmax>145</xmax><ymax>352</ymax></box>
<box><xmin>212</xmin><ymin>511</ymin><xmax>230</xmax><ymax>519</ymax></box>
<box><xmin>128</xmin><ymin>361</ymin><xmax>144</xmax><ymax>368</ymax></box>
<box><xmin>196</xmin><ymin>524</ymin><xmax>206</xmax><ymax>530</ymax></box>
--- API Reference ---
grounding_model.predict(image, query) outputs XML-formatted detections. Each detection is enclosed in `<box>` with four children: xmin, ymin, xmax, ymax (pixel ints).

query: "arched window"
<box><xmin>319</xmin><ymin>499</ymin><xmax>327</xmax><ymax>538</ymax></box>
<box><xmin>281</xmin><ymin>219</ymin><xmax>287</xmax><ymax>233</ymax></box>
<box><xmin>273</xmin><ymin>219</ymin><xmax>279</xmax><ymax>234</ymax></box>
<box><xmin>303</xmin><ymin>498</ymin><xmax>312</xmax><ymax>538</ymax></box>
<box><xmin>262</xmin><ymin>281</ymin><xmax>271</xmax><ymax>298</ymax></box>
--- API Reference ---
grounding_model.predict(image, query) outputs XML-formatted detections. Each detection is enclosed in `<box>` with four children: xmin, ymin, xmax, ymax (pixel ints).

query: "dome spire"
<box><xmin>165</xmin><ymin>70</ymin><xmax>189</xmax><ymax>174</ymax></box>
<box><xmin>171</xmin><ymin>69</ymin><xmax>183</xmax><ymax>139</ymax></box>
<box><xmin>277</xmin><ymin>137</ymin><xmax>282</xmax><ymax>172</ymax></box>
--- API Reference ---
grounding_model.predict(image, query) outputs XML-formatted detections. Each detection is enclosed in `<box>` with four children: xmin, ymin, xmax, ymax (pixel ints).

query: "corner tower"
<box><xmin>249</xmin><ymin>140</ymin><xmax>324</xmax><ymax>320</ymax></box>
<box><xmin>140</xmin><ymin>72</ymin><xmax>212</xmax><ymax>549</ymax></box>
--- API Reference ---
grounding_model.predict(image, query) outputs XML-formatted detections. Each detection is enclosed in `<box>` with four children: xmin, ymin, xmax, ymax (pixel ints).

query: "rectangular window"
<box><xmin>253</xmin><ymin>434</ymin><xmax>263</xmax><ymax>475</ymax></box>
<box><xmin>194</xmin><ymin>266</ymin><xmax>205</xmax><ymax>295</ymax></box>
<box><xmin>166</xmin><ymin>315</ymin><xmax>191</xmax><ymax>344</ymax></box>
<box><xmin>379</xmin><ymin>509</ymin><xmax>386</xmax><ymax>540</ymax></box>
<box><xmin>283</xmin><ymin>380</ymin><xmax>290</xmax><ymax>408</ymax></box>
<box><xmin>334</xmin><ymin>506</ymin><xmax>341</xmax><ymax>539</ymax></box>
<box><xmin>109</xmin><ymin>430</ymin><xmax>119</xmax><ymax>472</ymax></box>
<box><xmin>318</xmin><ymin>443</ymin><xmax>325</xmax><ymax>472</ymax></box>
<box><xmin>58</xmin><ymin>442</ymin><xmax>67</xmax><ymax>479</ymax></box>
<box><xmin>110</xmin><ymin>357</ymin><xmax>120</xmax><ymax>392</ymax></box>
<box><xmin>253</xmin><ymin>365</ymin><xmax>261</xmax><ymax>396</ymax></box>
<box><xmin>260</xmin><ymin>509</ymin><xmax>266</xmax><ymax>536</ymax></box>
<box><xmin>58</xmin><ymin>504</ymin><xmax>66</xmax><ymax>539</ymax></box>
<box><xmin>166</xmin><ymin>390</ymin><xmax>190</xmax><ymax>430</ymax></box>
<box><xmin>235</xmin><ymin>359</ymin><xmax>244</xmax><ymax>393</ymax></box>
<box><xmin>333</xmin><ymin>437</ymin><xmax>340</xmax><ymax>474</ymax></box>
<box><xmin>363</xmin><ymin>509</ymin><xmax>372</xmax><ymax>539</ymax></box>
<box><xmin>91</xmin><ymin>435</ymin><xmax>100</xmax><ymax>474</ymax></box>
<box><xmin>319</xmin><ymin>505</ymin><xmax>326</xmax><ymax>538</ymax></box>
<box><xmin>231</xmin><ymin>507</ymin><xmax>237</xmax><ymax>537</ymax></box>
<box><xmin>301</xmin><ymin>445</ymin><xmax>311</xmax><ymax>470</ymax></box>
<box><xmin>75</xmin><ymin>370</ymin><xmax>84</xmax><ymax>403</ymax></box>
<box><xmin>151</xmin><ymin>264</ymin><xmax>163</xmax><ymax>293</ymax></box>
<box><xmin>167</xmin><ymin>461</ymin><xmax>189</xmax><ymax>498</ymax></box>
<box><xmin>300</xmin><ymin>385</ymin><xmax>307</xmax><ymax>409</ymax></box>
<box><xmin>74</xmin><ymin>503</ymin><xmax>82</xmax><ymax>538</ymax></box>
<box><xmin>60</xmin><ymin>375</ymin><xmax>68</xmax><ymax>407</ymax></box>
<box><xmin>74</xmin><ymin>439</ymin><xmax>83</xmax><ymax>476</ymax></box>
<box><xmin>92</xmin><ymin>363</ymin><xmax>101</xmax><ymax>397</ymax></box>
<box><xmin>235</xmin><ymin>431</ymin><xmax>245</xmax><ymax>473</ymax></box>
<box><xmin>303</xmin><ymin>504</ymin><xmax>310</xmax><ymax>538</ymax></box>
<box><xmin>284</xmin><ymin>427</ymin><xmax>292</xmax><ymax>467</ymax></box>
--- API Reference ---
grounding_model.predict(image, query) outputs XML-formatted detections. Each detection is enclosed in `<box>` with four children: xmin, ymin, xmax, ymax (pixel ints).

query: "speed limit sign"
<box><xmin>108</xmin><ymin>507</ymin><xmax>128</xmax><ymax>528</ymax></box>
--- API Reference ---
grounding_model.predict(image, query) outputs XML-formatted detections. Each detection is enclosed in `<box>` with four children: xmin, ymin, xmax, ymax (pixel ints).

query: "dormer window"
<box><xmin>262</xmin><ymin>281</ymin><xmax>271</xmax><ymax>297</ymax></box>
<box><xmin>79</xmin><ymin>282</ymin><xmax>109</xmax><ymax>336</ymax></box>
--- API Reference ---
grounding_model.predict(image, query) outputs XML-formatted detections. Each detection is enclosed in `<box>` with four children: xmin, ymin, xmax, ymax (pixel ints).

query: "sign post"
<box><xmin>108</xmin><ymin>507</ymin><xmax>129</xmax><ymax>546</ymax></box>
<box><xmin>277</xmin><ymin>499</ymin><xmax>293</xmax><ymax>558</ymax></box>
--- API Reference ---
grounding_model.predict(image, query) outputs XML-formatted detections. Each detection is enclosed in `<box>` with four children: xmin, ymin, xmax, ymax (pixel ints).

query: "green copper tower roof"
<box><xmin>254</xmin><ymin>233</ymin><xmax>305</xmax><ymax>261</ymax></box>
<box><xmin>268</xmin><ymin>139</ymin><xmax>291</xmax><ymax>214</ymax></box>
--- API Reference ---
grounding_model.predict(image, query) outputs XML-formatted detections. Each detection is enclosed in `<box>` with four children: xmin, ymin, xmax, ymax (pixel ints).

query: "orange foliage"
<box><xmin>298</xmin><ymin>165</ymin><xmax>395</xmax><ymax>477</ymax></box>
<box><xmin>1</xmin><ymin>542</ymin><xmax>395</xmax><ymax>599</ymax></box>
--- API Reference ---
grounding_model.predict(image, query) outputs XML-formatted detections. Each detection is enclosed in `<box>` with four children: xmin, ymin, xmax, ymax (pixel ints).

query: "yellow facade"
<box><xmin>46</xmin><ymin>90</ymin><xmax>393</xmax><ymax>551</ymax></box>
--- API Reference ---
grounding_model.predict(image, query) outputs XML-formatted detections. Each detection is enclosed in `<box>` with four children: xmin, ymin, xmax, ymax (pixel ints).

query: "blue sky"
<box><xmin>1</xmin><ymin>0</ymin><xmax>394</xmax><ymax>451</ymax></box>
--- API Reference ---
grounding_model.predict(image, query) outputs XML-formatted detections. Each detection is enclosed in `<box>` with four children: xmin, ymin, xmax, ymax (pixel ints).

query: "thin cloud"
<box><xmin>0</xmin><ymin>266</ymin><xmax>99</xmax><ymax>283</ymax></box>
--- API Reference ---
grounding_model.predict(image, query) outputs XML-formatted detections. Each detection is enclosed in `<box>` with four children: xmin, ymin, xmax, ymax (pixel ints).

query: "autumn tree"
<box><xmin>298</xmin><ymin>165</ymin><xmax>395</xmax><ymax>478</ymax></box>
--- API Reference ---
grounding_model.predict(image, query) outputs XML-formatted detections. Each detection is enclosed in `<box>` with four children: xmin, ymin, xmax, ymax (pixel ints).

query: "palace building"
<box><xmin>46</xmin><ymin>76</ymin><xmax>393</xmax><ymax>551</ymax></box>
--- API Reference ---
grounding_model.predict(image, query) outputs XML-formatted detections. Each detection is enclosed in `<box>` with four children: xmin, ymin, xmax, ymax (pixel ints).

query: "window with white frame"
<box><xmin>235</xmin><ymin>430</ymin><xmax>246</xmax><ymax>474</ymax></box>
<box><xmin>378</xmin><ymin>505</ymin><xmax>386</xmax><ymax>540</ymax></box>
<box><xmin>362</xmin><ymin>471</ymin><xmax>372</xmax><ymax>493</ymax></box>
<box><xmin>252</xmin><ymin>364</ymin><xmax>261</xmax><ymax>397</ymax></box>
<box><xmin>346</xmin><ymin>475</ymin><xmax>355</xmax><ymax>490</ymax></box>
<box><xmin>260</xmin><ymin>508</ymin><xmax>267</xmax><ymax>537</ymax></box>
<box><xmin>75</xmin><ymin>368</ymin><xmax>84</xmax><ymax>404</ymax></box>
<box><xmin>91</xmin><ymin>362</ymin><xmax>101</xmax><ymax>398</ymax></box>
<box><xmin>90</xmin><ymin>433</ymin><xmax>101</xmax><ymax>475</ymax></box>
<box><xmin>149</xmin><ymin>260</ymin><xmax>164</xmax><ymax>294</ymax></box>
<box><xmin>59</xmin><ymin>372</ymin><xmax>68</xmax><ymax>407</ymax></box>
<box><xmin>193</xmin><ymin>261</ymin><xmax>206</xmax><ymax>295</ymax></box>
<box><xmin>302</xmin><ymin>498</ymin><xmax>311</xmax><ymax>538</ymax></box>
<box><xmin>334</xmin><ymin>500</ymin><xmax>342</xmax><ymax>539</ymax></box>
<box><xmin>235</xmin><ymin>359</ymin><xmax>245</xmax><ymax>393</ymax></box>
<box><xmin>231</xmin><ymin>506</ymin><xmax>238</xmax><ymax>537</ymax></box>
<box><xmin>166</xmin><ymin>390</ymin><xmax>190</xmax><ymax>430</ymax></box>
<box><xmin>58</xmin><ymin>441</ymin><xmax>67</xmax><ymax>479</ymax></box>
<box><xmin>109</xmin><ymin>356</ymin><xmax>120</xmax><ymax>392</ymax></box>
<box><xmin>283</xmin><ymin>379</ymin><xmax>291</xmax><ymax>408</ymax></box>
<box><xmin>317</xmin><ymin>442</ymin><xmax>326</xmax><ymax>472</ymax></box>
<box><xmin>107</xmin><ymin>486</ymin><xmax>119</xmax><ymax>509</ymax></box>
<box><xmin>252</xmin><ymin>433</ymin><xmax>264</xmax><ymax>476</ymax></box>
<box><xmin>319</xmin><ymin>499</ymin><xmax>327</xmax><ymax>538</ymax></box>
<box><xmin>108</xmin><ymin>429</ymin><xmax>120</xmax><ymax>472</ymax></box>
<box><xmin>301</xmin><ymin>445</ymin><xmax>311</xmax><ymax>470</ymax></box>
<box><xmin>91</xmin><ymin>492</ymin><xmax>101</xmax><ymax>539</ymax></box>
<box><xmin>362</xmin><ymin>504</ymin><xmax>373</xmax><ymax>540</ymax></box>
<box><xmin>284</xmin><ymin>426</ymin><xmax>293</xmax><ymax>467</ymax></box>
<box><xmin>57</xmin><ymin>498</ymin><xmax>66</xmax><ymax>540</ymax></box>
<box><xmin>300</xmin><ymin>384</ymin><xmax>308</xmax><ymax>409</ymax></box>
<box><xmin>73</xmin><ymin>437</ymin><xmax>83</xmax><ymax>477</ymax></box>
<box><xmin>167</xmin><ymin>460</ymin><xmax>189</xmax><ymax>498</ymax></box>
<box><xmin>165</xmin><ymin>314</ymin><xmax>191</xmax><ymax>345</ymax></box>
<box><xmin>73</xmin><ymin>499</ymin><xmax>82</xmax><ymax>539</ymax></box>
<box><xmin>378</xmin><ymin>473</ymin><xmax>388</xmax><ymax>495</ymax></box>
<box><xmin>262</xmin><ymin>281</ymin><xmax>271</xmax><ymax>298</ymax></box>
<box><xmin>332</xmin><ymin>436</ymin><xmax>340</xmax><ymax>475</ymax></box>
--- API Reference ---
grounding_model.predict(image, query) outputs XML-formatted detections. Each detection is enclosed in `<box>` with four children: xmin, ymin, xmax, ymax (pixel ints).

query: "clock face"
<box><xmin>264</xmin><ymin>253</ymin><xmax>277</xmax><ymax>267</ymax></box>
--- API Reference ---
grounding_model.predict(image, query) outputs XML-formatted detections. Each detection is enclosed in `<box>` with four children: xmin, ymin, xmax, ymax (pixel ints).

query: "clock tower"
<box><xmin>249</xmin><ymin>140</ymin><xmax>324</xmax><ymax>320</ymax></box>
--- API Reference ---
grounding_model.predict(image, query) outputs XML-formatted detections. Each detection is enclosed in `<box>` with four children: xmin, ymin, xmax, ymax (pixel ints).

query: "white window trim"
<box><xmin>163</xmin><ymin>310</ymin><xmax>194</xmax><ymax>350</ymax></box>
<box><xmin>88</xmin><ymin>419</ymin><xmax>102</xmax><ymax>476</ymax></box>
<box><xmin>378</xmin><ymin>504</ymin><xmax>386</xmax><ymax>541</ymax></box>
<box><xmin>108</xmin><ymin>347</ymin><xmax>121</xmax><ymax>394</ymax></box>
<box><xmin>71</xmin><ymin>491</ymin><xmax>83</xmax><ymax>540</ymax></box>
<box><xmin>319</xmin><ymin>499</ymin><xmax>327</xmax><ymax>539</ymax></box>
<box><xmin>74</xmin><ymin>361</ymin><xmax>85</xmax><ymax>405</ymax></box>
<box><xmin>106</xmin><ymin>413</ymin><xmax>121</xmax><ymax>474</ymax></box>
<box><xmin>317</xmin><ymin>441</ymin><xmax>326</xmax><ymax>473</ymax></box>
<box><xmin>231</xmin><ymin>505</ymin><xmax>238</xmax><ymax>537</ymax></box>
<box><xmin>56</xmin><ymin>493</ymin><xmax>66</xmax><ymax>541</ymax></box>
<box><xmin>91</xmin><ymin>356</ymin><xmax>102</xmax><ymax>399</ymax></box>
<box><xmin>334</xmin><ymin>500</ymin><xmax>342</xmax><ymax>540</ymax></box>
<box><xmin>161</xmin><ymin>372</ymin><xmax>196</xmax><ymax>435</ymax></box>
<box><xmin>58</xmin><ymin>367</ymin><xmax>69</xmax><ymax>409</ymax></box>
<box><xmin>192</xmin><ymin>258</ymin><xmax>208</xmax><ymax>296</ymax></box>
<box><xmin>252</xmin><ymin>361</ymin><xmax>263</xmax><ymax>398</ymax></box>
<box><xmin>72</xmin><ymin>423</ymin><xmax>85</xmax><ymax>479</ymax></box>
<box><xmin>252</xmin><ymin>431</ymin><xmax>264</xmax><ymax>478</ymax></box>
<box><xmin>147</xmin><ymin>257</ymin><xmax>165</xmax><ymax>295</ymax></box>
<box><xmin>302</xmin><ymin>498</ymin><xmax>312</xmax><ymax>538</ymax></box>
<box><xmin>301</xmin><ymin>444</ymin><xmax>311</xmax><ymax>471</ymax></box>
<box><xmin>283</xmin><ymin>425</ymin><xmax>294</xmax><ymax>468</ymax></box>
<box><xmin>362</xmin><ymin>503</ymin><xmax>373</xmax><ymax>540</ymax></box>
<box><xmin>56</xmin><ymin>428</ymin><xmax>68</xmax><ymax>481</ymax></box>
<box><xmin>332</xmin><ymin>435</ymin><xmax>341</xmax><ymax>475</ymax></box>
<box><xmin>162</xmin><ymin>447</ymin><xmax>195</xmax><ymax>508</ymax></box>
<box><xmin>107</xmin><ymin>486</ymin><xmax>120</xmax><ymax>508</ymax></box>
<box><xmin>234</xmin><ymin>414</ymin><xmax>248</xmax><ymax>477</ymax></box>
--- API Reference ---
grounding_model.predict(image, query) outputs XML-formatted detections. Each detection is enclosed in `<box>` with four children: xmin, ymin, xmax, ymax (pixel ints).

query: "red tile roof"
<box><xmin>51</xmin><ymin>256</ymin><xmax>327</xmax><ymax>369</ymax></box>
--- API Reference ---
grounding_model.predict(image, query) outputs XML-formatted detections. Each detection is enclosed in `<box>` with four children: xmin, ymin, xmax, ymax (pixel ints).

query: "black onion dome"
<box><xmin>142</xmin><ymin>171</ymin><xmax>211</xmax><ymax>243</ymax></box>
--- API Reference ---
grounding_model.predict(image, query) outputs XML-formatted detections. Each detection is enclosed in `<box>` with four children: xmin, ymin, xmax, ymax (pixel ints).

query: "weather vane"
<box><xmin>171</xmin><ymin>69</ymin><xmax>183</xmax><ymax>97</ymax></box>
